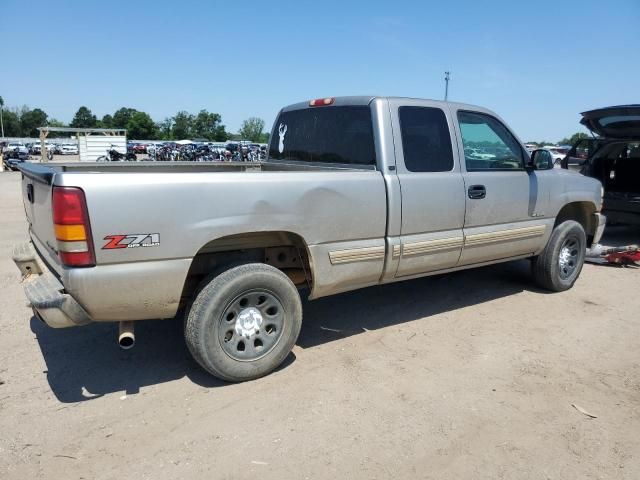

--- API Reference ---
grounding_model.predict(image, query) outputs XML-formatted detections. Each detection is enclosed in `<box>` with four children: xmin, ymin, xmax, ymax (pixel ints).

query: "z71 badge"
<box><xmin>103</xmin><ymin>233</ymin><xmax>160</xmax><ymax>249</ymax></box>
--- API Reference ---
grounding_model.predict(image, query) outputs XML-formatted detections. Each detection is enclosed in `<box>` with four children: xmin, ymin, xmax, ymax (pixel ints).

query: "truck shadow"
<box><xmin>297</xmin><ymin>259</ymin><xmax>539</xmax><ymax>348</ymax></box>
<box><xmin>32</xmin><ymin>259</ymin><xmax>544</xmax><ymax>403</ymax></box>
<box><xmin>30</xmin><ymin>316</ymin><xmax>232</xmax><ymax>402</ymax></box>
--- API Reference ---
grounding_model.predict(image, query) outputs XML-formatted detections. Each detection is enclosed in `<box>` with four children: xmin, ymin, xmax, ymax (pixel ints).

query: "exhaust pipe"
<box><xmin>118</xmin><ymin>321</ymin><xmax>135</xmax><ymax>350</ymax></box>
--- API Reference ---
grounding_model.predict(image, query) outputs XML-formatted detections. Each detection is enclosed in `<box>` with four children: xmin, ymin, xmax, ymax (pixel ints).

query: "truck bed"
<box><xmin>19</xmin><ymin>160</ymin><xmax>375</xmax><ymax>181</ymax></box>
<box><xmin>17</xmin><ymin>159</ymin><xmax>388</xmax><ymax>321</ymax></box>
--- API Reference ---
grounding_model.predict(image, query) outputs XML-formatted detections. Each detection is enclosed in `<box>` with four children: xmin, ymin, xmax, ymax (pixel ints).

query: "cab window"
<box><xmin>399</xmin><ymin>106</ymin><xmax>454</xmax><ymax>172</ymax></box>
<box><xmin>457</xmin><ymin>111</ymin><xmax>524</xmax><ymax>171</ymax></box>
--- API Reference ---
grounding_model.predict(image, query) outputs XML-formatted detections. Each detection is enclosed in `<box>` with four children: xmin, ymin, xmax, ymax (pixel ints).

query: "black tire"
<box><xmin>184</xmin><ymin>263</ymin><xmax>302</xmax><ymax>382</ymax></box>
<box><xmin>531</xmin><ymin>220</ymin><xmax>586</xmax><ymax>292</ymax></box>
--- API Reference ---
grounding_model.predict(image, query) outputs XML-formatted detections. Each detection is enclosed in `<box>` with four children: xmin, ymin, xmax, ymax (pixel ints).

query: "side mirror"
<box><xmin>528</xmin><ymin>149</ymin><xmax>554</xmax><ymax>171</ymax></box>
<box><xmin>560</xmin><ymin>156</ymin><xmax>568</xmax><ymax>169</ymax></box>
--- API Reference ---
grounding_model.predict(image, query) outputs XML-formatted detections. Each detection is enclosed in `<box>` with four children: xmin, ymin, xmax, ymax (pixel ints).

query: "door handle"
<box><xmin>468</xmin><ymin>185</ymin><xmax>486</xmax><ymax>199</ymax></box>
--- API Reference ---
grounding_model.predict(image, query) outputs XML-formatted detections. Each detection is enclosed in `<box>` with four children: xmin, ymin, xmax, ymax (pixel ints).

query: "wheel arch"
<box><xmin>554</xmin><ymin>201</ymin><xmax>597</xmax><ymax>242</ymax></box>
<box><xmin>180</xmin><ymin>231</ymin><xmax>314</xmax><ymax>306</ymax></box>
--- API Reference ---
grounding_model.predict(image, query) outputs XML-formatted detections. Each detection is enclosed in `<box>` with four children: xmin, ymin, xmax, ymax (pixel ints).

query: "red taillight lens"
<box><xmin>53</xmin><ymin>187</ymin><xmax>86</xmax><ymax>224</ymax></box>
<box><xmin>59</xmin><ymin>251</ymin><xmax>95</xmax><ymax>267</ymax></box>
<box><xmin>309</xmin><ymin>97</ymin><xmax>335</xmax><ymax>107</ymax></box>
<box><xmin>52</xmin><ymin>186</ymin><xmax>95</xmax><ymax>267</ymax></box>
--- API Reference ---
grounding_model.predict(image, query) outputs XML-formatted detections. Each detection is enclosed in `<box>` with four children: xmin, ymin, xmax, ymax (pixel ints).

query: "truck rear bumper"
<box><xmin>12</xmin><ymin>242</ymin><xmax>92</xmax><ymax>328</ymax></box>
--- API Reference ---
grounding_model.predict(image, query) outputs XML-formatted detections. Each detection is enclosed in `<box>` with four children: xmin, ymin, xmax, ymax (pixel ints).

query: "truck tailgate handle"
<box><xmin>27</xmin><ymin>184</ymin><xmax>34</xmax><ymax>203</ymax></box>
<box><xmin>468</xmin><ymin>184</ymin><xmax>486</xmax><ymax>199</ymax></box>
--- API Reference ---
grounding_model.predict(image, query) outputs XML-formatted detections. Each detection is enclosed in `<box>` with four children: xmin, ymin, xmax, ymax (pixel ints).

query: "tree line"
<box><xmin>526</xmin><ymin>132</ymin><xmax>589</xmax><ymax>147</ymax></box>
<box><xmin>0</xmin><ymin>98</ymin><xmax>269</xmax><ymax>142</ymax></box>
<box><xmin>0</xmin><ymin>96</ymin><xmax>590</xmax><ymax>146</ymax></box>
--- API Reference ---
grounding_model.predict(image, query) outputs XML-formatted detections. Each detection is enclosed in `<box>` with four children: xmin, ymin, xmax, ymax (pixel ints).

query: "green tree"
<box><xmin>238</xmin><ymin>117</ymin><xmax>265</xmax><ymax>142</ymax></box>
<box><xmin>1</xmin><ymin>108</ymin><xmax>21</xmax><ymax>136</ymax></box>
<box><xmin>70</xmin><ymin>106</ymin><xmax>97</xmax><ymax>128</ymax></box>
<box><xmin>157</xmin><ymin>118</ymin><xmax>173</xmax><ymax>140</ymax></box>
<box><xmin>112</xmin><ymin>107</ymin><xmax>138</xmax><ymax>129</ymax></box>
<box><xmin>100</xmin><ymin>114</ymin><xmax>114</xmax><ymax>128</ymax></box>
<box><xmin>127</xmin><ymin>111</ymin><xmax>157</xmax><ymax>139</ymax></box>
<box><xmin>558</xmin><ymin>132</ymin><xmax>589</xmax><ymax>145</ymax></box>
<box><xmin>47</xmin><ymin>118</ymin><xmax>67</xmax><ymax>138</ymax></box>
<box><xmin>0</xmin><ymin>96</ymin><xmax>4</xmax><ymax>137</ymax></box>
<box><xmin>192</xmin><ymin>110</ymin><xmax>227</xmax><ymax>141</ymax></box>
<box><xmin>20</xmin><ymin>108</ymin><xmax>48</xmax><ymax>137</ymax></box>
<box><xmin>171</xmin><ymin>111</ymin><xmax>194</xmax><ymax>140</ymax></box>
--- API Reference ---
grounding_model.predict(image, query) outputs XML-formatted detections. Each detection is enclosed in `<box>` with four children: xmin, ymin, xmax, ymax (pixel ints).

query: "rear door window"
<box><xmin>399</xmin><ymin>106</ymin><xmax>454</xmax><ymax>172</ymax></box>
<box><xmin>268</xmin><ymin>106</ymin><xmax>376</xmax><ymax>166</ymax></box>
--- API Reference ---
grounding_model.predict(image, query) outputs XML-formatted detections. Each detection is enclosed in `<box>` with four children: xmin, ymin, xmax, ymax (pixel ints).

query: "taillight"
<box><xmin>309</xmin><ymin>97</ymin><xmax>335</xmax><ymax>107</ymax></box>
<box><xmin>52</xmin><ymin>186</ymin><xmax>95</xmax><ymax>267</ymax></box>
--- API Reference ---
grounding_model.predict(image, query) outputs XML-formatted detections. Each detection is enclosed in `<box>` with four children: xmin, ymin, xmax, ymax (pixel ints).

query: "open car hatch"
<box><xmin>580</xmin><ymin>105</ymin><xmax>640</xmax><ymax>139</ymax></box>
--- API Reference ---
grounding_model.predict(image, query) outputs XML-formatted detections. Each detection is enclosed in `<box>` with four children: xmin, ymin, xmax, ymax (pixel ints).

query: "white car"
<box><xmin>542</xmin><ymin>146</ymin><xmax>569</xmax><ymax>166</ymax></box>
<box><xmin>60</xmin><ymin>145</ymin><xmax>79</xmax><ymax>155</ymax></box>
<box><xmin>146</xmin><ymin>143</ymin><xmax>159</xmax><ymax>154</ymax></box>
<box><xmin>466</xmin><ymin>147</ymin><xmax>495</xmax><ymax>160</ymax></box>
<box><xmin>4</xmin><ymin>142</ymin><xmax>25</xmax><ymax>152</ymax></box>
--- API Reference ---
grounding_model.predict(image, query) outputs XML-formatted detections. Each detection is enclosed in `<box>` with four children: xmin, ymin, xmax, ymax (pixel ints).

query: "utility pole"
<box><xmin>444</xmin><ymin>71</ymin><xmax>451</xmax><ymax>101</ymax></box>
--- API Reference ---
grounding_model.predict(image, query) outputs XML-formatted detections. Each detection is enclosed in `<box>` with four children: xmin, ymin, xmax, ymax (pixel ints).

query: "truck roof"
<box><xmin>281</xmin><ymin>95</ymin><xmax>491</xmax><ymax>114</ymax></box>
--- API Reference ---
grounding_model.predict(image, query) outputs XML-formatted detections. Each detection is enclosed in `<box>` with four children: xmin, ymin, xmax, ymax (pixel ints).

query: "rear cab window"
<box><xmin>398</xmin><ymin>106</ymin><xmax>454</xmax><ymax>172</ymax></box>
<box><xmin>268</xmin><ymin>106</ymin><xmax>376</xmax><ymax>167</ymax></box>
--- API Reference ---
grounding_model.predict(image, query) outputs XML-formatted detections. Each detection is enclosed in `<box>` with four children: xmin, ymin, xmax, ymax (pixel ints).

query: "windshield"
<box><xmin>268</xmin><ymin>106</ymin><xmax>376</xmax><ymax>166</ymax></box>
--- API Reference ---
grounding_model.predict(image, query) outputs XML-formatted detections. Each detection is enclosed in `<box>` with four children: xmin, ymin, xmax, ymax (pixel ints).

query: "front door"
<box><xmin>452</xmin><ymin>109</ymin><xmax>549</xmax><ymax>266</ymax></box>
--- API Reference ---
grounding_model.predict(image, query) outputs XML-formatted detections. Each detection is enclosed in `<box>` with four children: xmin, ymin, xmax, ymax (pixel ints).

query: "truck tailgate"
<box><xmin>19</xmin><ymin>163</ymin><xmax>63</xmax><ymax>274</ymax></box>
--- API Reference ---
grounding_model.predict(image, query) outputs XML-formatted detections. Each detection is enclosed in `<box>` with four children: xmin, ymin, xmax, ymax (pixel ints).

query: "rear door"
<box><xmin>451</xmin><ymin>108</ymin><xmax>548</xmax><ymax>265</ymax></box>
<box><xmin>390</xmin><ymin>99</ymin><xmax>465</xmax><ymax>277</ymax></box>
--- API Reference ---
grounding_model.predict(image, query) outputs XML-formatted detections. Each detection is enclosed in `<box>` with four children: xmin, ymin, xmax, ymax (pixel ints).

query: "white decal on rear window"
<box><xmin>278</xmin><ymin>123</ymin><xmax>287</xmax><ymax>153</ymax></box>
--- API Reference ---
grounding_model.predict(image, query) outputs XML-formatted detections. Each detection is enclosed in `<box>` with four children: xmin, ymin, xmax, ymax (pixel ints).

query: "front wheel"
<box><xmin>184</xmin><ymin>263</ymin><xmax>302</xmax><ymax>382</ymax></box>
<box><xmin>531</xmin><ymin>220</ymin><xmax>586</xmax><ymax>292</ymax></box>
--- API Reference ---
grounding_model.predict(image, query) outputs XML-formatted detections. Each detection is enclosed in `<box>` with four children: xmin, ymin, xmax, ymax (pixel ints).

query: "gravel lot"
<box><xmin>1</xmin><ymin>169</ymin><xmax>639</xmax><ymax>479</ymax></box>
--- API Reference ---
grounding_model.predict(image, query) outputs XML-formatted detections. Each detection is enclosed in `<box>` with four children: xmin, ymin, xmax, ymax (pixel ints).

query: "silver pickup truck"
<box><xmin>14</xmin><ymin>96</ymin><xmax>605</xmax><ymax>382</ymax></box>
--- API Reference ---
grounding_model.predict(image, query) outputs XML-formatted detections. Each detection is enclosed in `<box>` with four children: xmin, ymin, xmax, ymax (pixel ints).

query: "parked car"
<box><xmin>562</xmin><ymin>105</ymin><xmax>640</xmax><ymax>225</ymax></box>
<box><xmin>3</xmin><ymin>145</ymin><xmax>29</xmax><ymax>169</ymax></box>
<box><xmin>130</xmin><ymin>143</ymin><xmax>147</xmax><ymax>154</ymax></box>
<box><xmin>4</xmin><ymin>142</ymin><xmax>25</xmax><ymax>153</ymax></box>
<box><xmin>542</xmin><ymin>146</ymin><xmax>568</xmax><ymax>166</ymax></box>
<box><xmin>60</xmin><ymin>144</ymin><xmax>79</xmax><ymax>155</ymax></box>
<box><xmin>14</xmin><ymin>96</ymin><xmax>605</xmax><ymax>382</ymax></box>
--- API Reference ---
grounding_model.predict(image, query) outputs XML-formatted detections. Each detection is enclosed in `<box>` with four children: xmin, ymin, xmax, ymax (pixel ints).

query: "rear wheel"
<box><xmin>184</xmin><ymin>263</ymin><xmax>302</xmax><ymax>382</ymax></box>
<box><xmin>531</xmin><ymin>220</ymin><xmax>586</xmax><ymax>292</ymax></box>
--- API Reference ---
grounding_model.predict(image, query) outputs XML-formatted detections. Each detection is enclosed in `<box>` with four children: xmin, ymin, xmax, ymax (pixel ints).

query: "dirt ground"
<box><xmin>0</xmin><ymin>170</ymin><xmax>639</xmax><ymax>480</ymax></box>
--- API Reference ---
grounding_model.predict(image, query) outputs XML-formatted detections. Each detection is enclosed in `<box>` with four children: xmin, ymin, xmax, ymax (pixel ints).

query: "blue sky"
<box><xmin>3</xmin><ymin>0</ymin><xmax>638</xmax><ymax>141</ymax></box>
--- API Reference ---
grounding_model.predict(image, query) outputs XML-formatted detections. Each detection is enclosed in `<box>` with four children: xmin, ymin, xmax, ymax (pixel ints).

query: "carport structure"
<box><xmin>37</xmin><ymin>127</ymin><xmax>127</xmax><ymax>162</ymax></box>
